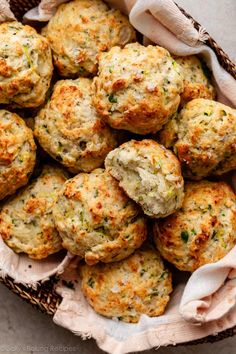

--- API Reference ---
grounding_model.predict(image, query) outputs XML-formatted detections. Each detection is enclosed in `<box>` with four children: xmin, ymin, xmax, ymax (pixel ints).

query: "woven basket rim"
<box><xmin>177</xmin><ymin>4</ymin><xmax>236</xmax><ymax>79</ymax></box>
<box><xmin>2</xmin><ymin>0</ymin><xmax>236</xmax><ymax>348</ymax></box>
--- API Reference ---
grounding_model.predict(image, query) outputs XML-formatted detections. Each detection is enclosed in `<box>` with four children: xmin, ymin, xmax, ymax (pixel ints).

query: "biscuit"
<box><xmin>153</xmin><ymin>181</ymin><xmax>236</xmax><ymax>272</ymax></box>
<box><xmin>93</xmin><ymin>43</ymin><xmax>183</xmax><ymax>134</ymax></box>
<box><xmin>0</xmin><ymin>165</ymin><xmax>68</xmax><ymax>260</ymax></box>
<box><xmin>0</xmin><ymin>110</ymin><xmax>36</xmax><ymax>200</ymax></box>
<box><xmin>53</xmin><ymin>168</ymin><xmax>147</xmax><ymax>264</ymax></box>
<box><xmin>0</xmin><ymin>21</ymin><xmax>53</xmax><ymax>108</ymax></box>
<box><xmin>80</xmin><ymin>245</ymin><xmax>172</xmax><ymax>323</ymax></box>
<box><xmin>173</xmin><ymin>99</ymin><xmax>236</xmax><ymax>179</ymax></box>
<box><xmin>35</xmin><ymin>78</ymin><xmax>118</xmax><ymax>173</ymax></box>
<box><xmin>156</xmin><ymin>112</ymin><xmax>179</xmax><ymax>149</ymax></box>
<box><xmin>175</xmin><ymin>55</ymin><xmax>215</xmax><ymax>106</ymax></box>
<box><xmin>42</xmin><ymin>0</ymin><xmax>136</xmax><ymax>77</ymax></box>
<box><xmin>105</xmin><ymin>139</ymin><xmax>184</xmax><ymax>218</ymax></box>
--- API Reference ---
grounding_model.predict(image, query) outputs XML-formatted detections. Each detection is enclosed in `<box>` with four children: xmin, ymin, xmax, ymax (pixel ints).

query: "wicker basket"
<box><xmin>2</xmin><ymin>0</ymin><xmax>236</xmax><ymax>347</ymax></box>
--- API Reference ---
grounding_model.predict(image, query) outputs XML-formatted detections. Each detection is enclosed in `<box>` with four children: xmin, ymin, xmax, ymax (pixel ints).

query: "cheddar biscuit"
<box><xmin>0</xmin><ymin>165</ymin><xmax>67</xmax><ymax>260</ymax></box>
<box><xmin>173</xmin><ymin>99</ymin><xmax>236</xmax><ymax>179</ymax></box>
<box><xmin>105</xmin><ymin>139</ymin><xmax>184</xmax><ymax>218</ymax></box>
<box><xmin>0</xmin><ymin>21</ymin><xmax>53</xmax><ymax>107</ymax></box>
<box><xmin>35</xmin><ymin>78</ymin><xmax>118</xmax><ymax>173</ymax></box>
<box><xmin>53</xmin><ymin>168</ymin><xmax>147</xmax><ymax>264</ymax></box>
<box><xmin>0</xmin><ymin>110</ymin><xmax>36</xmax><ymax>200</ymax></box>
<box><xmin>42</xmin><ymin>0</ymin><xmax>136</xmax><ymax>77</ymax></box>
<box><xmin>80</xmin><ymin>245</ymin><xmax>172</xmax><ymax>322</ymax></box>
<box><xmin>93</xmin><ymin>43</ymin><xmax>183</xmax><ymax>134</ymax></box>
<box><xmin>153</xmin><ymin>181</ymin><xmax>236</xmax><ymax>272</ymax></box>
<box><xmin>175</xmin><ymin>55</ymin><xmax>215</xmax><ymax>106</ymax></box>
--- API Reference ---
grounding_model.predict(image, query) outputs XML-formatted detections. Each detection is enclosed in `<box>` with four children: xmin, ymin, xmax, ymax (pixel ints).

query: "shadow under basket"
<box><xmin>2</xmin><ymin>0</ymin><xmax>236</xmax><ymax>347</ymax></box>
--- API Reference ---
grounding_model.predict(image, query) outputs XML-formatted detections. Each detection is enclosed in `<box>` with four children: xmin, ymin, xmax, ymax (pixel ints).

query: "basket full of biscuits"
<box><xmin>0</xmin><ymin>0</ymin><xmax>236</xmax><ymax>353</ymax></box>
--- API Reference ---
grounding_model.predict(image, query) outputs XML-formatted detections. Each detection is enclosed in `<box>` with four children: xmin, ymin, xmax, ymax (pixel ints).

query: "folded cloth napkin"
<box><xmin>0</xmin><ymin>237</ymin><xmax>73</xmax><ymax>287</ymax></box>
<box><xmin>180</xmin><ymin>247</ymin><xmax>236</xmax><ymax>324</ymax></box>
<box><xmin>23</xmin><ymin>0</ymin><xmax>69</xmax><ymax>21</ymax></box>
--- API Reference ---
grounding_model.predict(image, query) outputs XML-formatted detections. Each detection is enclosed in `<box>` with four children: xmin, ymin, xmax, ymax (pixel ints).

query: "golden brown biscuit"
<box><xmin>93</xmin><ymin>43</ymin><xmax>183</xmax><ymax>134</ymax></box>
<box><xmin>0</xmin><ymin>110</ymin><xmax>36</xmax><ymax>201</ymax></box>
<box><xmin>53</xmin><ymin>168</ymin><xmax>147</xmax><ymax>264</ymax></box>
<box><xmin>79</xmin><ymin>245</ymin><xmax>172</xmax><ymax>323</ymax></box>
<box><xmin>0</xmin><ymin>165</ymin><xmax>68</xmax><ymax>260</ymax></box>
<box><xmin>34</xmin><ymin>78</ymin><xmax>118</xmax><ymax>173</ymax></box>
<box><xmin>175</xmin><ymin>56</ymin><xmax>216</xmax><ymax>106</ymax></box>
<box><xmin>172</xmin><ymin>99</ymin><xmax>236</xmax><ymax>179</ymax></box>
<box><xmin>105</xmin><ymin>139</ymin><xmax>184</xmax><ymax>218</ymax></box>
<box><xmin>153</xmin><ymin>181</ymin><xmax>236</xmax><ymax>272</ymax></box>
<box><xmin>0</xmin><ymin>21</ymin><xmax>53</xmax><ymax>108</ymax></box>
<box><xmin>42</xmin><ymin>0</ymin><xmax>136</xmax><ymax>77</ymax></box>
<box><xmin>156</xmin><ymin>112</ymin><xmax>179</xmax><ymax>149</ymax></box>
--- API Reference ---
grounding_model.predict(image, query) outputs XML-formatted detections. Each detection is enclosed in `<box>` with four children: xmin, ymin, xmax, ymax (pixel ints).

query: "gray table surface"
<box><xmin>1</xmin><ymin>1</ymin><xmax>236</xmax><ymax>353</ymax></box>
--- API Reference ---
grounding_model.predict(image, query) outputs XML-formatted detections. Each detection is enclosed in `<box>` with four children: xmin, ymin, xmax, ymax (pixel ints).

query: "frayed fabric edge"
<box><xmin>189</xmin><ymin>19</ymin><xmax>209</xmax><ymax>43</ymax></box>
<box><xmin>0</xmin><ymin>0</ymin><xmax>16</xmax><ymax>22</ymax></box>
<box><xmin>0</xmin><ymin>251</ymin><xmax>74</xmax><ymax>288</ymax></box>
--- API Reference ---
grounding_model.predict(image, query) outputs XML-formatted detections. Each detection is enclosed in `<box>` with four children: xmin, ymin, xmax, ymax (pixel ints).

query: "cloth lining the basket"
<box><xmin>0</xmin><ymin>0</ymin><xmax>15</xmax><ymax>22</ymax></box>
<box><xmin>0</xmin><ymin>237</ymin><xmax>74</xmax><ymax>287</ymax></box>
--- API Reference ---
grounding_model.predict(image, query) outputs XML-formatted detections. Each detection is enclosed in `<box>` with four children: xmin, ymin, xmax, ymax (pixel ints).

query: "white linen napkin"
<box><xmin>0</xmin><ymin>237</ymin><xmax>73</xmax><ymax>287</ymax></box>
<box><xmin>180</xmin><ymin>247</ymin><xmax>236</xmax><ymax>324</ymax></box>
<box><xmin>23</xmin><ymin>0</ymin><xmax>69</xmax><ymax>21</ymax></box>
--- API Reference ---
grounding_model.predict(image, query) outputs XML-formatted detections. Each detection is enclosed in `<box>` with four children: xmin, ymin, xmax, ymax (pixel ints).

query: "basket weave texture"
<box><xmin>2</xmin><ymin>0</ymin><xmax>236</xmax><ymax>346</ymax></box>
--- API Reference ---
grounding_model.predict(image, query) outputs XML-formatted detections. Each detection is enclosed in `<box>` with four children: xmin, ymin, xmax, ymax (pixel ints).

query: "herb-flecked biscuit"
<box><xmin>0</xmin><ymin>165</ymin><xmax>68</xmax><ymax>260</ymax></box>
<box><xmin>156</xmin><ymin>112</ymin><xmax>179</xmax><ymax>149</ymax></box>
<box><xmin>53</xmin><ymin>168</ymin><xmax>147</xmax><ymax>264</ymax></box>
<box><xmin>153</xmin><ymin>181</ymin><xmax>236</xmax><ymax>272</ymax></box>
<box><xmin>0</xmin><ymin>21</ymin><xmax>53</xmax><ymax>108</ymax></box>
<box><xmin>34</xmin><ymin>78</ymin><xmax>118</xmax><ymax>173</ymax></box>
<box><xmin>93</xmin><ymin>43</ymin><xmax>183</xmax><ymax>134</ymax></box>
<box><xmin>175</xmin><ymin>56</ymin><xmax>216</xmax><ymax>106</ymax></box>
<box><xmin>0</xmin><ymin>110</ymin><xmax>36</xmax><ymax>201</ymax></box>
<box><xmin>42</xmin><ymin>0</ymin><xmax>136</xmax><ymax>77</ymax></box>
<box><xmin>105</xmin><ymin>139</ymin><xmax>184</xmax><ymax>218</ymax></box>
<box><xmin>171</xmin><ymin>99</ymin><xmax>236</xmax><ymax>179</ymax></box>
<box><xmin>79</xmin><ymin>245</ymin><xmax>172</xmax><ymax>323</ymax></box>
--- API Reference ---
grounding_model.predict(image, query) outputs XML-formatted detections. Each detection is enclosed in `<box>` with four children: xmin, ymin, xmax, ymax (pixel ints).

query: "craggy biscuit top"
<box><xmin>53</xmin><ymin>168</ymin><xmax>147</xmax><ymax>264</ymax></box>
<box><xmin>153</xmin><ymin>180</ymin><xmax>236</xmax><ymax>272</ymax></box>
<box><xmin>93</xmin><ymin>43</ymin><xmax>183</xmax><ymax>134</ymax></box>
<box><xmin>175</xmin><ymin>55</ymin><xmax>216</xmax><ymax>106</ymax></box>
<box><xmin>34</xmin><ymin>78</ymin><xmax>118</xmax><ymax>173</ymax></box>
<box><xmin>105</xmin><ymin>139</ymin><xmax>184</xmax><ymax>218</ymax></box>
<box><xmin>0</xmin><ymin>21</ymin><xmax>53</xmax><ymax>108</ymax></box>
<box><xmin>0</xmin><ymin>165</ymin><xmax>68</xmax><ymax>260</ymax></box>
<box><xmin>173</xmin><ymin>99</ymin><xmax>236</xmax><ymax>179</ymax></box>
<box><xmin>0</xmin><ymin>109</ymin><xmax>36</xmax><ymax>201</ymax></box>
<box><xmin>79</xmin><ymin>245</ymin><xmax>172</xmax><ymax>323</ymax></box>
<box><xmin>42</xmin><ymin>0</ymin><xmax>136</xmax><ymax>77</ymax></box>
